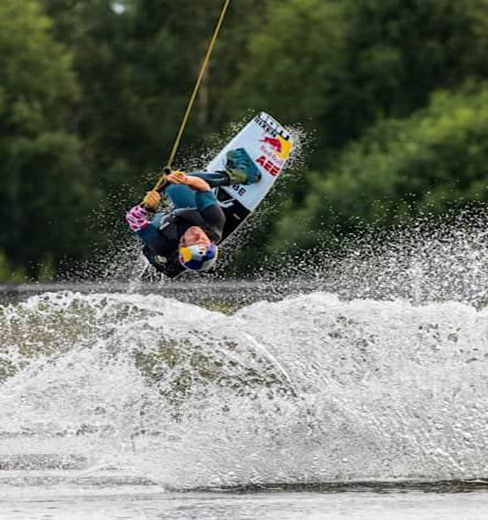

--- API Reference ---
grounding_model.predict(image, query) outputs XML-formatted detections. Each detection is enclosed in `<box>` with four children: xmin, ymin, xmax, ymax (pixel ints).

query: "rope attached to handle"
<box><xmin>153</xmin><ymin>0</ymin><xmax>231</xmax><ymax>192</ymax></box>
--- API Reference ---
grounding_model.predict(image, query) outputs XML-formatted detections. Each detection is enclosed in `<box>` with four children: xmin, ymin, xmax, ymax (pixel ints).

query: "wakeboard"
<box><xmin>210</xmin><ymin>111</ymin><xmax>293</xmax><ymax>240</ymax></box>
<box><xmin>169</xmin><ymin>112</ymin><xmax>293</xmax><ymax>278</ymax></box>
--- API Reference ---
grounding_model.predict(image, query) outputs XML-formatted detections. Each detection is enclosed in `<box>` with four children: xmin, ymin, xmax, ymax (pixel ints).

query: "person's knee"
<box><xmin>166</xmin><ymin>184</ymin><xmax>196</xmax><ymax>208</ymax></box>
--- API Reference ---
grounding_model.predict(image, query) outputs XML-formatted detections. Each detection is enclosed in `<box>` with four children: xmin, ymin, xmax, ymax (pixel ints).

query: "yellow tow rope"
<box><xmin>153</xmin><ymin>0</ymin><xmax>232</xmax><ymax>191</ymax></box>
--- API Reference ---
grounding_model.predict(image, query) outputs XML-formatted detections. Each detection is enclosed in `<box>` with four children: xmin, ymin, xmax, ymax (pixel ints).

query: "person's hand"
<box><xmin>166</xmin><ymin>171</ymin><xmax>188</xmax><ymax>185</ymax></box>
<box><xmin>141</xmin><ymin>190</ymin><xmax>161</xmax><ymax>211</ymax></box>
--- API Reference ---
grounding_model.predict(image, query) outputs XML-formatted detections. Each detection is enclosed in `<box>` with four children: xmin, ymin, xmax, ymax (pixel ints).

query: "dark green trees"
<box><xmin>271</xmin><ymin>85</ymin><xmax>488</xmax><ymax>252</ymax></box>
<box><xmin>0</xmin><ymin>0</ymin><xmax>100</xmax><ymax>276</ymax></box>
<box><xmin>2</xmin><ymin>0</ymin><xmax>488</xmax><ymax>278</ymax></box>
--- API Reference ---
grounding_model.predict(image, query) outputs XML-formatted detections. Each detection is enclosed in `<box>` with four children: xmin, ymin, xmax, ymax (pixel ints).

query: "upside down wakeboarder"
<box><xmin>124</xmin><ymin>6</ymin><xmax>296</xmax><ymax>278</ymax></box>
<box><xmin>125</xmin><ymin>112</ymin><xmax>293</xmax><ymax>278</ymax></box>
<box><xmin>126</xmin><ymin>149</ymin><xmax>260</xmax><ymax>277</ymax></box>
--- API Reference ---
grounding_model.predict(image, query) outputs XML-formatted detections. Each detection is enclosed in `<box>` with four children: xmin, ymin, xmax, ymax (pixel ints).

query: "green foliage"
<box><xmin>220</xmin><ymin>0</ymin><xmax>488</xmax><ymax>269</ymax></box>
<box><xmin>235</xmin><ymin>0</ymin><xmax>488</xmax><ymax>160</ymax></box>
<box><xmin>271</xmin><ymin>83</ymin><xmax>488</xmax><ymax>252</ymax></box>
<box><xmin>0</xmin><ymin>0</ymin><xmax>77</xmax><ymax>124</ymax></box>
<box><xmin>3</xmin><ymin>0</ymin><xmax>488</xmax><ymax>278</ymax></box>
<box><xmin>0</xmin><ymin>0</ymin><xmax>101</xmax><ymax>277</ymax></box>
<box><xmin>0</xmin><ymin>251</ymin><xmax>27</xmax><ymax>282</ymax></box>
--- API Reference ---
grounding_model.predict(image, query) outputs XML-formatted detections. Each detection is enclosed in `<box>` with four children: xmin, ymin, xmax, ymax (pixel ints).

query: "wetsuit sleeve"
<box><xmin>142</xmin><ymin>246</ymin><xmax>181</xmax><ymax>277</ymax></box>
<box><xmin>200</xmin><ymin>202</ymin><xmax>226</xmax><ymax>243</ymax></box>
<box><xmin>136</xmin><ymin>221</ymin><xmax>160</xmax><ymax>248</ymax></box>
<box><xmin>126</xmin><ymin>205</ymin><xmax>167</xmax><ymax>254</ymax></box>
<box><xmin>142</xmin><ymin>245</ymin><xmax>168</xmax><ymax>274</ymax></box>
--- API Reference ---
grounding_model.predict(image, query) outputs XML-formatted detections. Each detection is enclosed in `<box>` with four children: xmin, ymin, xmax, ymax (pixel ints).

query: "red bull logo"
<box><xmin>261</xmin><ymin>136</ymin><xmax>283</xmax><ymax>152</ymax></box>
<box><xmin>260</xmin><ymin>134</ymin><xmax>292</xmax><ymax>160</ymax></box>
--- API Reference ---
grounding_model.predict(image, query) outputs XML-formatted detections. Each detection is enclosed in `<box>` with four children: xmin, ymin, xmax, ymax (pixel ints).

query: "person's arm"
<box><xmin>166</xmin><ymin>171</ymin><xmax>210</xmax><ymax>191</ymax></box>
<box><xmin>142</xmin><ymin>245</ymin><xmax>171</xmax><ymax>275</ymax></box>
<box><xmin>125</xmin><ymin>204</ymin><xmax>164</xmax><ymax>258</ymax></box>
<box><xmin>125</xmin><ymin>191</ymin><xmax>163</xmax><ymax>254</ymax></box>
<box><xmin>125</xmin><ymin>191</ymin><xmax>161</xmax><ymax>232</ymax></box>
<box><xmin>200</xmin><ymin>203</ymin><xmax>225</xmax><ymax>242</ymax></box>
<box><xmin>125</xmin><ymin>204</ymin><xmax>151</xmax><ymax>231</ymax></box>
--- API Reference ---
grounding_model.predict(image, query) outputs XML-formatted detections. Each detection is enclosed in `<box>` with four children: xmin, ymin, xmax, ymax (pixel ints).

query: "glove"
<box><xmin>166</xmin><ymin>170</ymin><xmax>188</xmax><ymax>185</ymax></box>
<box><xmin>126</xmin><ymin>205</ymin><xmax>150</xmax><ymax>231</ymax></box>
<box><xmin>141</xmin><ymin>190</ymin><xmax>161</xmax><ymax>211</ymax></box>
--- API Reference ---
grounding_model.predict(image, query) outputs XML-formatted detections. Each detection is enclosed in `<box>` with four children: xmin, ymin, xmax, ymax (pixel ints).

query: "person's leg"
<box><xmin>164</xmin><ymin>184</ymin><xmax>196</xmax><ymax>208</ymax></box>
<box><xmin>189</xmin><ymin>149</ymin><xmax>262</xmax><ymax>186</ymax></box>
<box><xmin>164</xmin><ymin>148</ymin><xmax>261</xmax><ymax>206</ymax></box>
<box><xmin>188</xmin><ymin>171</ymin><xmax>231</xmax><ymax>187</ymax></box>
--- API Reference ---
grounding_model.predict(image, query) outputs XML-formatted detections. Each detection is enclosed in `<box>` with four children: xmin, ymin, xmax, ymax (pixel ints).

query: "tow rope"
<box><xmin>153</xmin><ymin>0</ymin><xmax>232</xmax><ymax>191</ymax></box>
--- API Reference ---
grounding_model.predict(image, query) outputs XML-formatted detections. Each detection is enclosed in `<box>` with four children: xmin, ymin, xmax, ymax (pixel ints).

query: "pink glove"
<box><xmin>125</xmin><ymin>205</ymin><xmax>150</xmax><ymax>231</ymax></box>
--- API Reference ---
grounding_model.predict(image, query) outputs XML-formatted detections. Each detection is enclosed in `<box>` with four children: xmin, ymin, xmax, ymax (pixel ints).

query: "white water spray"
<box><xmin>1</xmin><ymin>270</ymin><xmax>487</xmax><ymax>490</ymax></box>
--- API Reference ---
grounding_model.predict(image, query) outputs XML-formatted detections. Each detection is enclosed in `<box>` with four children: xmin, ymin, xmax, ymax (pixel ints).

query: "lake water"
<box><xmin>1</xmin><ymin>283</ymin><xmax>488</xmax><ymax>519</ymax></box>
<box><xmin>2</xmin><ymin>485</ymin><xmax>488</xmax><ymax>519</ymax></box>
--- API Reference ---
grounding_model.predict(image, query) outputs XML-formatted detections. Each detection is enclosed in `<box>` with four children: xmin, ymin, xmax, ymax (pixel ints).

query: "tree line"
<box><xmin>1</xmin><ymin>0</ymin><xmax>488</xmax><ymax>279</ymax></box>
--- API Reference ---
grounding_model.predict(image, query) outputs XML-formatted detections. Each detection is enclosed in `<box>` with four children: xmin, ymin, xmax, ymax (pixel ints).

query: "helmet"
<box><xmin>178</xmin><ymin>243</ymin><xmax>218</xmax><ymax>271</ymax></box>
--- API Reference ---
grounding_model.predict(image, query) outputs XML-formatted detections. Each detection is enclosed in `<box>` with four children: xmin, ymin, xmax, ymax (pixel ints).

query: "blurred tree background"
<box><xmin>1</xmin><ymin>0</ymin><xmax>488</xmax><ymax>279</ymax></box>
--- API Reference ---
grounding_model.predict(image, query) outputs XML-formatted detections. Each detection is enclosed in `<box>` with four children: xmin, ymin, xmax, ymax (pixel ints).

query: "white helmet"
<box><xmin>178</xmin><ymin>243</ymin><xmax>218</xmax><ymax>271</ymax></box>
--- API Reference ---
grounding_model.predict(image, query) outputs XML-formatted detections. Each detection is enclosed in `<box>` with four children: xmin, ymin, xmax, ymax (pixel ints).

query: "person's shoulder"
<box><xmin>142</xmin><ymin>245</ymin><xmax>170</xmax><ymax>274</ymax></box>
<box><xmin>165</xmin><ymin>256</ymin><xmax>183</xmax><ymax>278</ymax></box>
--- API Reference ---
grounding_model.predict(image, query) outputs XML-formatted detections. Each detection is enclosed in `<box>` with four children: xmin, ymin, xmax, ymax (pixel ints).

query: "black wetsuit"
<box><xmin>138</xmin><ymin>193</ymin><xmax>225</xmax><ymax>277</ymax></box>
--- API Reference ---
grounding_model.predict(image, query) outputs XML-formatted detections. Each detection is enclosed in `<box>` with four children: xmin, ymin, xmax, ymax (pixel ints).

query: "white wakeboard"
<box><xmin>166</xmin><ymin>112</ymin><xmax>293</xmax><ymax>278</ymax></box>
<box><xmin>208</xmin><ymin>111</ymin><xmax>293</xmax><ymax>241</ymax></box>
